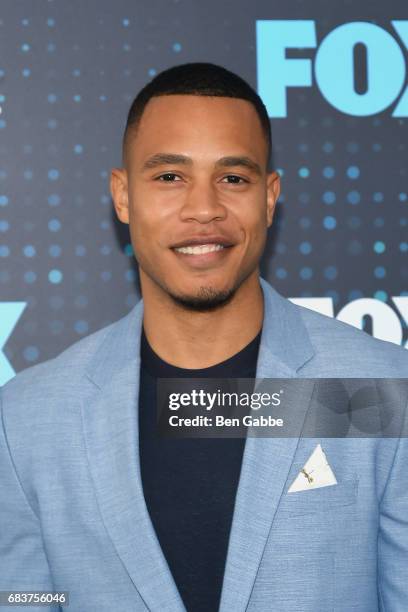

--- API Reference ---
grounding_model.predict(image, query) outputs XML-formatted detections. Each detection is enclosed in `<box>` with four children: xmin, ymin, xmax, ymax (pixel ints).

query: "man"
<box><xmin>0</xmin><ymin>63</ymin><xmax>407</xmax><ymax>612</ymax></box>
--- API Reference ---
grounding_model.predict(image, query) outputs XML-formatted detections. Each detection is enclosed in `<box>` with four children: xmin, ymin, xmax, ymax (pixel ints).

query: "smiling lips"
<box><xmin>174</xmin><ymin>243</ymin><xmax>225</xmax><ymax>255</ymax></box>
<box><xmin>171</xmin><ymin>234</ymin><xmax>235</xmax><ymax>255</ymax></box>
<box><xmin>171</xmin><ymin>238</ymin><xmax>234</xmax><ymax>267</ymax></box>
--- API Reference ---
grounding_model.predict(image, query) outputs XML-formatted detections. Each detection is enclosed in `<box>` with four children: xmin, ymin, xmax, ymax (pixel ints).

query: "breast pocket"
<box><xmin>277</xmin><ymin>479</ymin><xmax>359</xmax><ymax>517</ymax></box>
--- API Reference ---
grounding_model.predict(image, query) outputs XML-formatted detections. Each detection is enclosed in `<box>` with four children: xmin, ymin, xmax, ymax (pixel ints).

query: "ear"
<box><xmin>110</xmin><ymin>167</ymin><xmax>130</xmax><ymax>224</ymax></box>
<box><xmin>266</xmin><ymin>170</ymin><xmax>281</xmax><ymax>227</ymax></box>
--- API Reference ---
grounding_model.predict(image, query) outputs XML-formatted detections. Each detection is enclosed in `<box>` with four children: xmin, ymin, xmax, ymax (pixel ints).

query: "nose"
<box><xmin>179</xmin><ymin>180</ymin><xmax>227</xmax><ymax>223</ymax></box>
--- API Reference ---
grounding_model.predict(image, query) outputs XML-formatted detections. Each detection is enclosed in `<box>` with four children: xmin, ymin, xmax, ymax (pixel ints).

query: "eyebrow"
<box><xmin>142</xmin><ymin>153</ymin><xmax>262</xmax><ymax>175</ymax></box>
<box><xmin>215</xmin><ymin>156</ymin><xmax>262</xmax><ymax>176</ymax></box>
<box><xmin>142</xmin><ymin>153</ymin><xmax>192</xmax><ymax>170</ymax></box>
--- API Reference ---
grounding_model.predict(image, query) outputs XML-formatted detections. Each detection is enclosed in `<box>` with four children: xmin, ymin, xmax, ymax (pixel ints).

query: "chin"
<box><xmin>168</xmin><ymin>282</ymin><xmax>237</xmax><ymax>312</ymax></box>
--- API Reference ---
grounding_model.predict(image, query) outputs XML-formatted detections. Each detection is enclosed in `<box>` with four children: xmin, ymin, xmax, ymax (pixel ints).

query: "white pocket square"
<box><xmin>288</xmin><ymin>443</ymin><xmax>337</xmax><ymax>493</ymax></box>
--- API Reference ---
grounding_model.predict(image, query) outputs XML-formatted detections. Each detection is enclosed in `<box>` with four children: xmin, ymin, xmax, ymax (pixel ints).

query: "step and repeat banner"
<box><xmin>0</xmin><ymin>0</ymin><xmax>407</xmax><ymax>384</ymax></box>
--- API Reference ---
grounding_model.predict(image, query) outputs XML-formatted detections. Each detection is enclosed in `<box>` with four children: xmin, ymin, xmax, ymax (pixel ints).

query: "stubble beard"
<box><xmin>139</xmin><ymin>256</ymin><xmax>257</xmax><ymax>313</ymax></box>
<box><xmin>168</xmin><ymin>284</ymin><xmax>237</xmax><ymax>312</ymax></box>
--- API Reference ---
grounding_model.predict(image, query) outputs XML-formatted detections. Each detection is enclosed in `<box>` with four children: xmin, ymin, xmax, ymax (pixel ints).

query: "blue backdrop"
<box><xmin>0</xmin><ymin>0</ymin><xmax>407</xmax><ymax>384</ymax></box>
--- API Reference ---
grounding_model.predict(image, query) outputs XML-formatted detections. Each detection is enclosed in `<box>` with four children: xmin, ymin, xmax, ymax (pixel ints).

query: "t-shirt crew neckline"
<box><xmin>140</xmin><ymin>325</ymin><xmax>262</xmax><ymax>378</ymax></box>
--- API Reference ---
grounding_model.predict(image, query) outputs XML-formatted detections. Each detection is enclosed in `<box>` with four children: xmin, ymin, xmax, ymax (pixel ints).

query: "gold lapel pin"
<box><xmin>301</xmin><ymin>468</ymin><xmax>314</xmax><ymax>483</ymax></box>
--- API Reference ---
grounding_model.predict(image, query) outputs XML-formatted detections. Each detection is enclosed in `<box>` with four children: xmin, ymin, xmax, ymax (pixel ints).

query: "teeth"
<box><xmin>174</xmin><ymin>243</ymin><xmax>225</xmax><ymax>255</ymax></box>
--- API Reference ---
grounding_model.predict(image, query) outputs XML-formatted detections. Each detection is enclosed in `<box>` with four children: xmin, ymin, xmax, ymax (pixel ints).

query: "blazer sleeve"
<box><xmin>0</xmin><ymin>390</ymin><xmax>60</xmax><ymax>611</ymax></box>
<box><xmin>378</xmin><ymin>434</ymin><xmax>408</xmax><ymax>611</ymax></box>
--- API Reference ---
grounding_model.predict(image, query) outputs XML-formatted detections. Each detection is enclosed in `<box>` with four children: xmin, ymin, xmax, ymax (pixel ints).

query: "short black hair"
<box><xmin>122</xmin><ymin>62</ymin><xmax>272</xmax><ymax>166</ymax></box>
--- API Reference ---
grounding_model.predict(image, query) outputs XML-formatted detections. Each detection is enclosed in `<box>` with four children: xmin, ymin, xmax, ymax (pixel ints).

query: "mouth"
<box><xmin>173</xmin><ymin>243</ymin><xmax>229</xmax><ymax>255</ymax></box>
<box><xmin>171</xmin><ymin>242</ymin><xmax>234</xmax><ymax>267</ymax></box>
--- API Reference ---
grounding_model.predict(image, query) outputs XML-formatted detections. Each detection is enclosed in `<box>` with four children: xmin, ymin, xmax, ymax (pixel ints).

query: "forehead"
<box><xmin>126</xmin><ymin>94</ymin><xmax>268</xmax><ymax>164</ymax></box>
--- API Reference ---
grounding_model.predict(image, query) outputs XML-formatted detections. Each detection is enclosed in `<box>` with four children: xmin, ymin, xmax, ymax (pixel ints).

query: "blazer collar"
<box><xmin>256</xmin><ymin>277</ymin><xmax>315</xmax><ymax>376</ymax></box>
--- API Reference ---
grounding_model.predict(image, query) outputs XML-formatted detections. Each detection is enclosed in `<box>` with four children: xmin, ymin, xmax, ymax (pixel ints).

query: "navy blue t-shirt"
<box><xmin>138</xmin><ymin>327</ymin><xmax>261</xmax><ymax>612</ymax></box>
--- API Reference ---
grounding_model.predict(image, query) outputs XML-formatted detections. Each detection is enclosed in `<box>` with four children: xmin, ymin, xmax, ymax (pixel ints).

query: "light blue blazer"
<box><xmin>1</xmin><ymin>278</ymin><xmax>408</xmax><ymax>611</ymax></box>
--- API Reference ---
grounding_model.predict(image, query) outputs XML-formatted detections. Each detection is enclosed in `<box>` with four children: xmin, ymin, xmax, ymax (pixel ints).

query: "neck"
<box><xmin>140</xmin><ymin>272</ymin><xmax>264</xmax><ymax>369</ymax></box>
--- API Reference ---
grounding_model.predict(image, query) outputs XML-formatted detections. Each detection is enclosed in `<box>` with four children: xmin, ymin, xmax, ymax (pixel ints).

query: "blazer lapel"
<box><xmin>82</xmin><ymin>302</ymin><xmax>186</xmax><ymax>612</ymax></box>
<box><xmin>218</xmin><ymin>278</ymin><xmax>316</xmax><ymax>612</ymax></box>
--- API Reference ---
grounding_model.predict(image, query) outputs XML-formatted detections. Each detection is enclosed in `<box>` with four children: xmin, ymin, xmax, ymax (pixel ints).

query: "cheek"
<box><xmin>128</xmin><ymin>208</ymin><xmax>178</xmax><ymax>273</ymax></box>
<box><xmin>237</xmin><ymin>205</ymin><xmax>268</xmax><ymax>243</ymax></box>
<box><xmin>239</xmin><ymin>214</ymin><xmax>268</xmax><ymax>262</ymax></box>
<box><xmin>129</xmin><ymin>191</ymin><xmax>169</xmax><ymax>242</ymax></box>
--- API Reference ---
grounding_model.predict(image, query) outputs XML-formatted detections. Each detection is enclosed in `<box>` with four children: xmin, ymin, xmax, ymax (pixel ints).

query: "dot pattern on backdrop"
<box><xmin>0</xmin><ymin>1</ymin><xmax>407</xmax><ymax>370</ymax></box>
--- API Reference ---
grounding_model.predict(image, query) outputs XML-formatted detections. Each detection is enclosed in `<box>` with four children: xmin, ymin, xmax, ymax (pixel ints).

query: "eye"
<box><xmin>156</xmin><ymin>173</ymin><xmax>181</xmax><ymax>182</ymax></box>
<box><xmin>221</xmin><ymin>175</ymin><xmax>248</xmax><ymax>184</ymax></box>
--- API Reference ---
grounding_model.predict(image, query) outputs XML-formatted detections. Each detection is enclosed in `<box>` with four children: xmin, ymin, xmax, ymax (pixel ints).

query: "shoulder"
<box><xmin>294</xmin><ymin>302</ymin><xmax>408</xmax><ymax>376</ymax></box>
<box><xmin>260</xmin><ymin>278</ymin><xmax>408</xmax><ymax>376</ymax></box>
<box><xmin>1</xmin><ymin>313</ymin><xmax>125</xmax><ymax>415</ymax></box>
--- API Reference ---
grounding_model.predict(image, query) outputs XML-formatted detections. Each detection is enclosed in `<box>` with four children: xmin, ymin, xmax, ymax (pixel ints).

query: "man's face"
<box><xmin>111</xmin><ymin>94</ymin><xmax>280</xmax><ymax>311</ymax></box>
